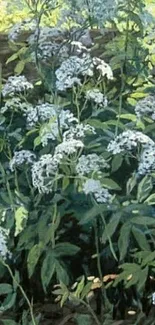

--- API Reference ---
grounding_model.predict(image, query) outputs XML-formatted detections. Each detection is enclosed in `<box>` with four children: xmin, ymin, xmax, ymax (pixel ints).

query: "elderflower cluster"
<box><xmin>86</xmin><ymin>89</ymin><xmax>108</xmax><ymax>106</ymax></box>
<box><xmin>64</xmin><ymin>0</ymin><xmax>117</xmax><ymax>27</ymax></box>
<box><xmin>0</xmin><ymin>227</ymin><xmax>11</xmax><ymax>260</ymax></box>
<box><xmin>55</xmin><ymin>54</ymin><xmax>94</xmax><ymax>91</ymax></box>
<box><xmin>107</xmin><ymin>130</ymin><xmax>153</xmax><ymax>154</ymax></box>
<box><xmin>10</xmin><ymin>150</ymin><xmax>36</xmax><ymax>171</ymax></box>
<box><xmin>2</xmin><ymin>76</ymin><xmax>33</xmax><ymax>97</ymax></box>
<box><xmin>63</xmin><ymin>123</ymin><xmax>95</xmax><ymax>141</ymax></box>
<box><xmin>28</xmin><ymin>27</ymin><xmax>68</xmax><ymax>62</ymax></box>
<box><xmin>31</xmin><ymin>153</ymin><xmax>62</xmax><ymax>193</ymax></box>
<box><xmin>76</xmin><ymin>154</ymin><xmax>109</xmax><ymax>176</ymax></box>
<box><xmin>55</xmin><ymin>139</ymin><xmax>84</xmax><ymax>155</ymax></box>
<box><xmin>135</xmin><ymin>95</ymin><xmax>155</xmax><ymax>119</ymax></box>
<box><xmin>83</xmin><ymin>179</ymin><xmax>112</xmax><ymax>203</ymax></box>
<box><xmin>25</xmin><ymin>103</ymin><xmax>60</xmax><ymax>128</ymax></box>
<box><xmin>138</xmin><ymin>143</ymin><xmax>155</xmax><ymax>175</ymax></box>
<box><xmin>8</xmin><ymin>18</ymin><xmax>36</xmax><ymax>42</ymax></box>
<box><xmin>55</xmin><ymin>54</ymin><xmax>113</xmax><ymax>91</ymax></box>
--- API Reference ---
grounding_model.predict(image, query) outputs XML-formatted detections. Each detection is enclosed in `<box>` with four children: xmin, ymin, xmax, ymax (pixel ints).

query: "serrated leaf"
<box><xmin>27</xmin><ymin>242</ymin><xmax>44</xmax><ymax>278</ymax></box>
<box><xmin>74</xmin><ymin>313</ymin><xmax>92</xmax><ymax>325</ymax></box>
<box><xmin>62</xmin><ymin>177</ymin><xmax>70</xmax><ymax>190</ymax></box>
<box><xmin>119</xmin><ymin>114</ymin><xmax>137</xmax><ymax>121</ymax></box>
<box><xmin>132</xmin><ymin>226</ymin><xmax>150</xmax><ymax>251</ymax></box>
<box><xmin>6</xmin><ymin>53</ymin><xmax>19</xmax><ymax>64</ymax></box>
<box><xmin>14</xmin><ymin>206</ymin><xmax>28</xmax><ymax>237</ymax></box>
<box><xmin>126</xmin><ymin>173</ymin><xmax>137</xmax><ymax>195</ymax></box>
<box><xmin>41</xmin><ymin>252</ymin><xmax>56</xmax><ymax>292</ymax></box>
<box><xmin>54</xmin><ymin>243</ymin><xmax>80</xmax><ymax>257</ymax></box>
<box><xmin>137</xmin><ymin>176</ymin><xmax>153</xmax><ymax>203</ymax></box>
<box><xmin>145</xmin><ymin>193</ymin><xmax>155</xmax><ymax>205</ymax></box>
<box><xmin>137</xmin><ymin>266</ymin><xmax>148</xmax><ymax>292</ymax></box>
<box><xmin>118</xmin><ymin>223</ymin><xmax>131</xmax><ymax>261</ymax></box>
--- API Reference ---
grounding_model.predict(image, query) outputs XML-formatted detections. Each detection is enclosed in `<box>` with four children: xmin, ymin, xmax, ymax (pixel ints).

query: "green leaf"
<box><xmin>14</xmin><ymin>60</ymin><xmax>25</xmax><ymax>75</ymax></box>
<box><xmin>62</xmin><ymin>177</ymin><xmax>70</xmax><ymax>190</ymax></box>
<box><xmin>34</xmin><ymin>136</ymin><xmax>41</xmax><ymax>148</ymax></box>
<box><xmin>0</xmin><ymin>284</ymin><xmax>12</xmax><ymax>295</ymax></box>
<box><xmin>55</xmin><ymin>261</ymin><xmax>69</xmax><ymax>285</ymax></box>
<box><xmin>141</xmin><ymin>251</ymin><xmax>155</xmax><ymax>267</ymax></box>
<box><xmin>102</xmin><ymin>213</ymin><xmax>121</xmax><ymax>244</ymax></box>
<box><xmin>101</xmin><ymin>178</ymin><xmax>121</xmax><ymax>190</ymax></box>
<box><xmin>145</xmin><ymin>193</ymin><xmax>155</xmax><ymax>205</ymax></box>
<box><xmin>137</xmin><ymin>176</ymin><xmax>153</xmax><ymax>203</ymax></box>
<box><xmin>6</xmin><ymin>53</ymin><xmax>19</xmax><ymax>64</ymax></box>
<box><xmin>137</xmin><ymin>266</ymin><xmax>148</xmax><ymax>292</ymax></box>
<box><xmin>74</xmin><ymin>314</ymin><xmax>92</xmax><ymax>325</ymax></box>
<box><xmin>74</xmin><ymin>276</ymin><xmax>85</xmax><ymax>298</ymax></box>
<box><xmin>126</xmin><ymin>173</ymin><xmax>137</xmax><ymax>195</ymax></box>
<box><xmin>81</xmin><ymin>282</ymin><xmax>92</xmax><ymax>300</ymax></box>
<box><xmin>79</xmin><ymin>205</ymin><xmax>104</xmax><ymax>225</ymax></box>
<box><xmin>54</xmin><ymin>243</ymin><xmax>80</xmax><ymax>257</ymax></box>
<box><xmin>118</xmin><ymin>223</ymin><xmax>131</xmax><ymax>261</ymax></box>
<box><xmin>111</xmin><ymin>155</ymin><xmax>123</xmax><ymax>172</ymax></box>
<box><xmin>132</xmin><ymin>226</ymin><xmax>150</xmax><ymax>251</ymax></box>
<box><xmin>41</xmin><ymin>252</ymin><xmax>56</xmax><ymax>292</ymax></box>
<box><xmin>27</xmin><ymin>242</ymin><xmax>44</xmax><ymax>278</ymax></box>
<box><xmin>131</xmin><ymin>216</ymin><xmax>155</xmax><ymax>226</ymax></box>
<box><xmin>0</xmin><ymin>293</ymin><xmax>16</xmax><ymax>312</ymax></box>
<box><xmin>119</xmin><ymin>114</ymin><xmax>137</xmax><ymax>122</ymax></box>
<box><xmin>2</xmin><ymin>320</ymin><xmax>17</xmax><ymax>325</ymax></box>
<box><xmin>14</xmin><ymin>206</ymin><xmax>28</xmax><ymax>237</ymax></box>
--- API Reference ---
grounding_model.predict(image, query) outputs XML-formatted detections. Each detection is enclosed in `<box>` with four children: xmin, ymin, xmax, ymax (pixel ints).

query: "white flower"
<box><xmin>8</xmin><ymin>18</ymin><xmax>36</xmax><ymax>42</ymax></box>
<box><xmin>135</xmin><ymin>95</ymin><xmax>155</xmax><ymax>119</ymax></box>
<box><xmin>32</xmin><ymin>153</ymin><xmax>62</xmax><ymax>193</ymax></box>
<box><xmin>2</xmin><ymin>76</ymin><xmax>33</xmax><ymax>97</ymax></box>
<box><xmin>107</xmin><ymin>130</ymin><xmax>154</xmax><ymax>154</ymax></box>
<box><xmin>138</xmin><ymin>143</ymin><xmax>155</xmax><ymax>175</ymax></box>
<box><xmin>0</xmin><ymin>227</ymin><xmax>11</xmax><ymax>260</ymax></box>
<box><xmin>55</xmin><ymin>139</ymin><xmax>84</xmax><ymax>155</ymax></box>
<box><xmin>86</xmin><ymin>89</ymin><xmax>107</xmax><ymax>106</ymax></box>
<box><xmin>76</xmin><ymin>154</ymin><xmax>109</xmax><ymax>176</ymax></box>
<box><xmin>10</xmin><ymin>150</ymin><xmax>36</xmax><ymax>171</ymax></box>
<box><xmin>55</xmin><ymin>54</ymin><xmax>94</xmax><ymax>91</ymax></box>
<box><xmin>25</xmin><ymin>103</ymin><xmax>58</xmax><ymax>128</ymax></box>
<box><xmin>93</xmin><ymin>57</ymin><xmax>113</xmax><ymax>79</ymax></box>
<box><xmin>83</xmin><ymin>179</ymin><xmax>112</xmax><ymax>203</ymax></box>
<box><xmin>63</xmin><ymin>123</ymin><xmax>96</xmax><ymax>140</ymax></box>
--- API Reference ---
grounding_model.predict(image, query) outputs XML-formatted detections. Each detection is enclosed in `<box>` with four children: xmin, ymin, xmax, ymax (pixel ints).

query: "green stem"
<box><xmin>1</xmin><ymin>261</ymin><xmax>37</xmax><ymax>325</ymax></box>
<box><xmin>80</xmin><ymin>299</ymin><xmax>101</xmax><ymax>325</ymax></box>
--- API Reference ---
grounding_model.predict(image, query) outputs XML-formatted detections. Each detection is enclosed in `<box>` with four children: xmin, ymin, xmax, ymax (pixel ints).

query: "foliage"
<box><xmin>1</xmin><ymin>0</ymin><xmax>155</xmax><ymax>324</ymax></box>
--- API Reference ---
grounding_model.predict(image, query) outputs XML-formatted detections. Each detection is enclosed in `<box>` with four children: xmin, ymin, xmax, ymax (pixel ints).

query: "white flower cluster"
<box><xmin>55</xmin><ymin>139</ymin><xmax>84</xmax><ymax>155</ymax></box>
<box><xmin>83</xmin><ymin>179</ymin><xmax>112</xmax><ymax>203</ymax></box>
<box><xmin>25</xmin><ymin>103</ymin><xmax>60</xmax><ymax>128</ymax></box>
<box><xmin>10</xmin><ymin>150</ymin><xmax>36</xmax><ymax>171</ymax></box>
<box><xmin>0</xmin><ymin>227</ymin><xmax>11</xmax><ymax>260</ymax></box>
<box><xmin>8</xmin><ymin>18</ymin><xmax>36</xmax><ymax>42</ymax></box>
<box><xmin>138</xmin><ymin>143</ymin><xmax>155</xmax><ymax>175</ymax></box>
<box><xmin>107</xmin><ymin>130</ymin><xmax>153</xmax><ymax>154</ymax></box>
<box><xmin>32</xmin><ymin>153</ymin><xmax>62</xmax><ymax>193</ymax></box>
<box><xmin>65</xmin><ymin>0</ymin><xmax>117</xmax><ymax>27</ymax></box>
<box><xmin>55</xmin><ymin>55</ymin><xmax>113</xmax><ymax>91</ymax></box>
<box><xmin>76</xmin><ymin>153</ymin><xmax>109</xmax><ymax>176</ymax></box>
<box><xmin>63</xmin><ymin>123</ymin><xmax>96</xmax><ymax>141</ymax></box>
<box><xmin>1</xmin><ymin>98</ymin><xmax>33</xmax><ymax>114</ymax></box>
<box><xmin>28</xmin><ymin>27</ymin><xmax>68</xmax><ymax>62</ymax></box>
<box><xmin>2</xmin><ymin>76</ymin><xmax>33</xmax><ymax>97</ymax></box>
<box><xmin>86</xmin><ymin>89</ymin><xmax>108</xmax><ymax>106</ymax></box>
<box><xmin>135</xmin><ymin>95</ymin><xmax>155</xmax><ymax>119</ymax></box>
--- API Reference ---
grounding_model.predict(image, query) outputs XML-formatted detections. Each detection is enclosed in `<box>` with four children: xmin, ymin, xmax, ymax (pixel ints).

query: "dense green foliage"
<box><xmin>1</xmin><ymin>0</ymin><xmax>155</xmax><ymax>324</ymax></box>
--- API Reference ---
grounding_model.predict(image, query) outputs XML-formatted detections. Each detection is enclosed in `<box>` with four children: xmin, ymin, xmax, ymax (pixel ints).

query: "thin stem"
<box><xmin>1</xmin><ymin>261</ymin><xmax>37</xmax><ymax>325</ymax></box>
<box><xmin>80</xmin><ymin>299</ymin><xmax>101</xmax><ymax>325</ymax></box>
